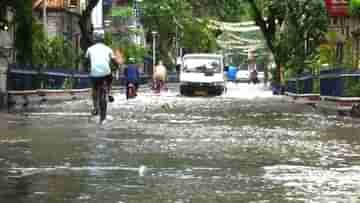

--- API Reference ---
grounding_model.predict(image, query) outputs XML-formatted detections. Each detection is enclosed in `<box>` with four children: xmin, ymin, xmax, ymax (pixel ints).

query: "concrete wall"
<box><xmin>0</xmin><ymin>28</ymin><xmax>12</xmax><ymax>109</ymax></box>
<box><xmin>0</xmin><ymin>59</ymin><xmax>7</xmax><ymax>109</ymax></box>
<box><xmin>0</xmin><ymin>8</ymin><xmax>14</xmax><ymax>109</ymax></box>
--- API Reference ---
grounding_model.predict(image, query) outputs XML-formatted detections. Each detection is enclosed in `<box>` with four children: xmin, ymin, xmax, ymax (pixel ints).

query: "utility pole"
<box><xmin>43</xmin><ymin>0</ymin><xmax>47</xmax><ymax>37</ymax></box>
<box><xmin>175</xmin><ymin>24</ymin><xmax>178</xmax><ymax>58</ymax></box>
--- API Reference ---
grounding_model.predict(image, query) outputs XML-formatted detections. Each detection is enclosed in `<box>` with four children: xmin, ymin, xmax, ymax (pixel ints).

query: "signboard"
<box><xmin>324</xmin><ymin>0</ymin><xmax>349</xmax><ymax>16</ymax></box>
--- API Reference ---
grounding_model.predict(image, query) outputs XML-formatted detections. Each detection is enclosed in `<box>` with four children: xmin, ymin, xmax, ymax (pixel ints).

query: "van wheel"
<box><xmin>180</xmin><ymin>86</ymin><xmax>185</xmax><ymax>96</ymax></box>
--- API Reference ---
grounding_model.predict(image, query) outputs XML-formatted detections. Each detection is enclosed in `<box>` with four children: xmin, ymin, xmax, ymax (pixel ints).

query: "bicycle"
<box><xmin>126</xmin><ymin>82</ymin><xmax>137</xmax><ymax>99</ymax></box>
<box><xmin>95</xmin><ymin>79</ymin><xmax>109</xmax><ymax>123</ymax></box>
<box><xmin>152</xmin><ymin>79</ymin><xmax>165</xmax><ymax>93</ymax></box>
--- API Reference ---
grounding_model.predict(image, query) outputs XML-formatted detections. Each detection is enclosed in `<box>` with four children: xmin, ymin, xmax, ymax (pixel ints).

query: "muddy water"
<box><xmin>1</xmin><ymin>84</ymin><xmax>360</xmax><ymax>203</ymax></box>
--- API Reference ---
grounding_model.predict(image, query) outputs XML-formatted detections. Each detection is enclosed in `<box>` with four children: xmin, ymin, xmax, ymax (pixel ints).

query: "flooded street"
<box><xmin>1</xmin><ymin>83</ymin><xmax>360</xmax><ymax>203</ymax></box>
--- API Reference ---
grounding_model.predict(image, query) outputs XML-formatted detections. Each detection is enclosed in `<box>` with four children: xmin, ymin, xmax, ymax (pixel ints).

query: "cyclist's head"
<box><xmin>93</xmin><ymin>31</ymin><xmax>105</xmax><ymax>43</ymax></box>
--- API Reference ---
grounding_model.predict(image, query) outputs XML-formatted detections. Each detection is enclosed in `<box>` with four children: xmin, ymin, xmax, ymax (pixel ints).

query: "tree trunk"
<box><xmin>79</xmin><ymin>0</ymin><xmax>99</xmax><ymax>52</ymax></box>
<box><xmin>246</xmin><ymin>0</ymin><xmax>282</xmax><ymax>83</ymax></box>
<box><xmin>159</xmin><ymin>37</ymin><xmax>175</xmax><ymax>67</ymax></box>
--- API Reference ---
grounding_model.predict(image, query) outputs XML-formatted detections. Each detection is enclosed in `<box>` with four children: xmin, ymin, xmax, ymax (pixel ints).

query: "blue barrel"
<box><xmin>227</xmin><ymin>66</ymin><xmax>238</xmax><ymax>81</ymax></box>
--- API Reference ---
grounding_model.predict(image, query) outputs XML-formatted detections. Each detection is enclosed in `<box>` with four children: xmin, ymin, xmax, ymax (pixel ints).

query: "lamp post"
<box><xmin>134</xmin><ymin>0</ymin><xmax>143</xmax><ymax>45</ymax></box>
<box><xmin>134</xmin><ymin>0</ymin><xmax>142</xmax><ymax>27</ymax></box>
<box><xmin>152</xmin><ymin>31</ymin><xmax>158</xmax><ymax>72</ymax></box>
<box><xmin>173</xmin><ymin>17</ymin><xmax>184</xmax><ymax>61</ymax></box>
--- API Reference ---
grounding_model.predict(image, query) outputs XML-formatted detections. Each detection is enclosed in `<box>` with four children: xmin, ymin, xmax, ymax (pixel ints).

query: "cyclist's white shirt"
<box><xmin>85</xmin><ymin>43</ymin><xmax>114</xmax><ymax>77</ymax></box>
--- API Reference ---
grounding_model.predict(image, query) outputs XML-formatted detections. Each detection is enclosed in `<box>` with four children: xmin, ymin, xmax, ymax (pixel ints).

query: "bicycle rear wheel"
<box><xmin>99</xmin><ymin>83</ymin><xmax>107</xmax><ymax>122</ymax></box>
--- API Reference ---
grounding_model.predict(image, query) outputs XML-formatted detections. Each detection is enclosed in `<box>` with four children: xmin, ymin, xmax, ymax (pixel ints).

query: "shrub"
<box><xmin>345</xmin><ymin>76</ymin><xmax>360</xmax><ymax>97</ymax></box>
<box><xmin>350</xmin><ymin>0</ymin><xmax>360</xmax><ymax>16</ymax></box>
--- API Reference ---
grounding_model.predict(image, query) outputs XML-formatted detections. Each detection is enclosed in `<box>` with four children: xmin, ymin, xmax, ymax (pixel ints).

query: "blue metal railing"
<box><xmin>319</xmin><ymin>68</ymin><xmax>360</xmax><ymax>97</ymax></box>
<box><xmin>285</xmin><ymin>73</ymin><xmax>316</xmax><ymax>95</ymax></box>
<box><xmin>6</xmin><ymin>64</ymin><xmax>168</xmax><ymax>91</ymax></box>
<box><xmin>7</xmin><ymin>64</ymin><xmax>91</xmax><ymax>91</ymax></box>
<box><xmin>7</xmin><ymin>64</ymin><xmax>41</xmax><ymax>90</ymax></box>
<box><xmin>285</xmin><ymin>78</ymin><xmax>297</xmax><ymax>94</ymax></box>
<box><xmin>284</xmin><ymin>68</ymin><xmax>360</xmax><ymax>97</ymax></box>
<box><xmin>298</xmin><ymin>73</ymin><xmax>315</xmax><ymax>94</ymax></box>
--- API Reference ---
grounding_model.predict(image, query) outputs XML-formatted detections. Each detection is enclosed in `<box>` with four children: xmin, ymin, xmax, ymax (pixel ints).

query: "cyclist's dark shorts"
<box><xmin>91</xmin><ymin>74</ymin><xmax>113</xmax><ymax>89</ymax></box>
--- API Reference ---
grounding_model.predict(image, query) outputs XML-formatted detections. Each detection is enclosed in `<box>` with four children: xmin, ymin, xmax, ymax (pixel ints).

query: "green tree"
<box><xmin>140</xmin><ymin>0</ymin><xmax>193</xmax><ymax>64</ymax></box>
<box><xmin>244</xmin><ymin>0</ymin><xmax>328</xmax><ymax>82</ymax></box>
<box><xmin>32</xmin><ymin>18</ymin><xmax>80</xmax><ymax>69</ymax></box>
<box><xmin>79</xmin><ymin>0</ymin><xmax>100</xmax><ymax>51</ymax></box>
<box><xmin>350</xmin><ymin>0</ymin><xmax>360</xmax><ymax>16</ymax></box>
<box><xmin>139</xmin><ymin>0</ymin><xmax>246</xmax><ymax>64</ymax></box>
<box><xmin>32</xmin><ymin>17</ymin><xmax>47</xmax><ymax>66</ymax></box>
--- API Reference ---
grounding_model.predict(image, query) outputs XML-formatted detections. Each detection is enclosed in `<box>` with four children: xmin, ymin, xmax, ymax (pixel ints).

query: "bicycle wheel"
<box><xmin>99</xmin><ymin>83</ymin><xmax>107</xmax><ymax>122</ymax></box>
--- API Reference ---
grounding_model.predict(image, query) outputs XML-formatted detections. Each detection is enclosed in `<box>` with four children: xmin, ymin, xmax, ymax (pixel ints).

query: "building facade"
<box><xmin>32</xmin><ymin>0</ymin><xmax>86</xmax><ymax>46</ymax></box>
<box><xmin>325</xmin><ymin>0</ymin><xmax>360</xmax><ymax>68</ymax></box>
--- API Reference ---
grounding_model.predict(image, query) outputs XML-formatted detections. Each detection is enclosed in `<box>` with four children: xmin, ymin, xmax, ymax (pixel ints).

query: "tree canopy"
<box><xmin>138</xmin><ymin>0</ymin><xmax>328</xmax><ymax>77</ymax></box>
<box><xmin>138</xmin><ymin>0</ymin><xmax>251</xmax><ymax>65</ymax></box>
<box><xmin>244</xmin><ymin>0</ymin><xmax>328</xmax><ymax>81</ymax></box>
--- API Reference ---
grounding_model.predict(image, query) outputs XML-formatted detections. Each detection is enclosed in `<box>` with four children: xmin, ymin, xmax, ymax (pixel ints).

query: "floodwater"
<box><xmin>1</xmin><ymin>83</ymin><xmax>360</xmax><ymax>203</ymax></box>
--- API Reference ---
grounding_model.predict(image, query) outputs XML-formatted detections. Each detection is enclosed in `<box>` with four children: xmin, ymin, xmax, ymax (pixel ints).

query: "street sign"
<box><xmin>324</xmin><ymin>0</ymin><xmax>349</xmax><ymax>16</ymax></box>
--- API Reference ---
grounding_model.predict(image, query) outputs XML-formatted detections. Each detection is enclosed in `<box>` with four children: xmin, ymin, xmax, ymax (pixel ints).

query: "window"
<box><xmin>68</xmin><ymin>0</ymin><xmax>78</xmax><ymax>7</ymax></box>
<box><xmin>183</xmin><ymin>57</ymin><xmax>222</xmax><ymax>73</ymax></box>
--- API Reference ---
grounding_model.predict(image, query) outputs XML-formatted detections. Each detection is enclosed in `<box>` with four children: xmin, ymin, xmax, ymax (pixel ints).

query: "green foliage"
<box><xmin>191</xmin><ymin>0</ymin><xmax>251</xmax><ymax>21</ymax></box>
<box><xmin>343</xmin><ymin>39</ymin><xmax>354</xmax><ymax>69</ymax></box>
<box><xmin>350</xmin><ymin>0</ymin><xmax>360</xmax><ymax>16</ymax></box>
<box><xmin>112</xmin><ymin>39</ymin><xmax>147</xmax><ymax>64</ymax></box>
<box><xmin>111</xmin><ymin>7</ymin><xmax>133</xmax><ymax>17</ymax></box>
<box><xmin>317</xmin><ymin>32</ymin><xmax>355</xmax><ymax>69</ymax></box>
<box><xmin>345</xmin><ymin>78</ymin><xmax>360</xmax><ymax>97</ymax></box>
<box><xmin>32</xmin><ymin>18</ymin><xmax>47</xmax><ymax>66</ymax></box>
<box><xmin>139</xmin><ymin>0</ymin><xmax>250</xmax><ymax>65</ymax></box>
<box><xmin>181</xmin><ymin>19</ymin><xmax>218</xmax><ymax>52</ymax></box>
<box><xmin>32</xmin><ymin>19</ymin><xmax>80</xmax><ymax>69</ymax></box>
<box><xmin>13</xmin><ymin>0</ymin><xmax>32</xmax><ymax>64</ymax></box>
<box><xmin>319</xmin><ymin>44</ymin><xmax>336</xmax><ymax>67</ymax></box>
<box><xmin>245</xmin><ymin>0</ymin><xmax>328</xmax><ymax>83</ymax></box>
<box><xmin>63</xmin><ymin>78</ymin><xmax>74</xmax><ymax>89</ymax></box>
<box><xmin>104</xmin><ymin>31</ymin><xmax>113</xmax><ymax>47</ymax></box>
<box><xmin>47</xmin><ymin>37</ymin><xmax>79</xmax><ymax>68</ymax></box>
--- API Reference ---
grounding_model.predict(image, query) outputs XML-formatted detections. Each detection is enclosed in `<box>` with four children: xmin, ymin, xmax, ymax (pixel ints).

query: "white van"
<box><xmin>180</xmin><ymin>54</ymin><xmax>226</xmax><ymax>96</ymax></box>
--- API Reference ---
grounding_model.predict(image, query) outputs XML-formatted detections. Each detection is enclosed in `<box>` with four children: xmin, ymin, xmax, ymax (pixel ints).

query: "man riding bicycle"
<box><xmin>123</xmin><ymin>58</ymin><xmax>140</xmax><ymax>99</ymax></box>
<box><xmin>85</xmin><ymin>31</ymin><xmax>117</xmax><ymax>115</ymax></box>
<box><xmin>152</xmin><ymin>60</ymin><xmax>167</xmax><ymax>92</ymax></box>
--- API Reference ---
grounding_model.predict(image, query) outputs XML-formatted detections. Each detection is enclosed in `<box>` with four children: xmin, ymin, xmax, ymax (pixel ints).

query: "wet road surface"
<box><xmin>1</xmin><ymin>83</ymin><xmax>360</xmax><ymax>203</ymax></box>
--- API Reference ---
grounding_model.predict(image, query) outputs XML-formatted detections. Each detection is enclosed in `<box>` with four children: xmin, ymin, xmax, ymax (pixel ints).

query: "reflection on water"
<box><xmin>1</xmin><ymin>83</ymin><xmax>360</xmax><ymax>202</ymax></box>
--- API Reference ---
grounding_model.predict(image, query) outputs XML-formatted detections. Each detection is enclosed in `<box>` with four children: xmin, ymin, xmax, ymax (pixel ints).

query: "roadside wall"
<box><xmin>0</xmin><ymin>30</ymin><xmax>12</xmax><ymax>109</ymax></box>
<box><xmin>0</xmin><ymin>60</ymin><xmax>7</xmax><ymax>109</ymax></box>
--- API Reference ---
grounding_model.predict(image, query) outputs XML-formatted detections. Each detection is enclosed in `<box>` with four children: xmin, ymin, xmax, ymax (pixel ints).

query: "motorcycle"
<box><xmin>152</xmin><ymin>79</ymin><xmax>165</xmax><ymax>93</ymax></box>
<box><xmin>126</xmin><ymin>82</ymin><xmax>137</xmax><ymax>99</ymax></box>
<box><xmin>249</xmin><ymin>70</ymin><xmax>259</xmax><ymax>84</ymax></box>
